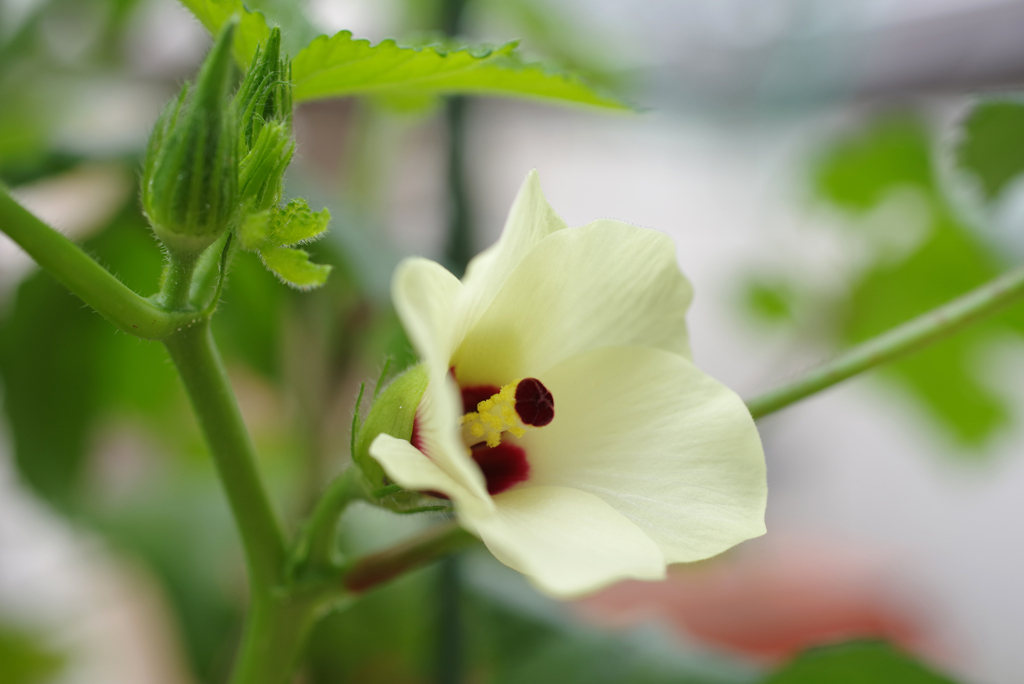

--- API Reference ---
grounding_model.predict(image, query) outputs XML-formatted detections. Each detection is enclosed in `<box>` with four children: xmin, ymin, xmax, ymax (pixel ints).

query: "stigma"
<box><xmin>460</xmin><ymin>378</ymin><xmax>554</xmax><ymax>448</ymax></box>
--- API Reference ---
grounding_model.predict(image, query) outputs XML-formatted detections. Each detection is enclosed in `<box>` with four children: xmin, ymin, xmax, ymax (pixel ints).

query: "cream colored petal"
<box><xmin>453</xmin><ymin>170</ymin><xmax>567</xmax><ymax>346</ymax></box>
<box><xmin>464</xmin><ymin>485</ymin><xmax>665</xmax><ymax>597</ymax></box>
<box><xmin>390</xmin><ymin>258</ymin><xmax>491</xmax><ymax>500</ymax></box>
<box><xmin>391</xmin><ymin>257</ymin><xmax>463</xmax><ymax>371</ymax></box>
<box><xmin>452</xmin><ymin>221</ymin><xmax>693</xmax><ymax>386</ymax></box>
<box><xmin>413</xmin><ymin>372</ymin><xmax>492</xmax><ymax>502</ymax></box>
<box><xmin>369</xmin><ymin>434</ymin><xmax>491</xmax><ymax>515</ymax></box>
<box><xmin>520</xmin><ymin>346</ymin><xmax>766</xmax><ymax>564</ymax></box>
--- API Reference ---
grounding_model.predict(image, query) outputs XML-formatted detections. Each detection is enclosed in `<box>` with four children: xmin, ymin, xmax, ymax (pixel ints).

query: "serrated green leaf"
<box><xmin>259</xmin><ymin>245</ymin><xmax>332</xmax><ymax>289</ymax></box>
<box><xmin>953</xmin><ymin>99</ymin><xmax>1024</xmax><ymax>203</ymax></box>
<box><xmin>372</xmin><ymin>91</ymin><xmax>442</xmax><ymax>115</ymax></box>
<box><xmin>177</xmin><ymin>0</ymin><xmax>270</xmax><ymax>67</ymax></box>
<box><xmin>243</xmin><ymin>0</ymin><xmax>319</xmax><ymax>57</ymax></box>
<box><xmin>291</xmin><ymin>32</ymin><xmax>627</xmax><ymax>109</ymax></box>
<box><xmin>269</xmin><ymin>198</ymin><xmax>330</xmax><ymax>246</ymax></box>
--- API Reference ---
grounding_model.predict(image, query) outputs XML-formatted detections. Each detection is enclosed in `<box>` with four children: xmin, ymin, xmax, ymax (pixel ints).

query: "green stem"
<box><xmin>228</xmin><ymin>594</ymin><xmax>321</xmax><ymax>684</ymax></box>
<box><xmin>159</xmin><ymin>251</ymin><xmax>199</xmax><ymax>310</ymax></box>
<box><xmin>443</xmin><ymin>96</ymin><xmax>472</xmax><ymax>277</ymax></box>
<box><xmin>436</xmin><ymin>557</ymin><xmax>464</xmax><ymax>684</ymax></box>
<box><xmin>163</xmin><ymin>320</ymin><xmax>286</xmax><ymax>592</ymax></box>
<box><xmin>301</xmin><ymin>467</ymin><xmax>365</xmax><ymax>571</ymax></box>
<box><xmin>230</xmin><ymin>522</ymin><xmax>474</xmax><ymax>684</ymax></box>
<box><xmin>746</xmin><ymin>265</ymin><xmax>1024</xmax><ymax>420</ymax></box>
<box><xmin>341</xmin><ymin>523</ymin><xmax>476</xmax><ymax>593</ymax></box>
<box><xmin>0</xmin><ymin>185</ymin><xmax>193</xmax><ymax>339</ymax></box>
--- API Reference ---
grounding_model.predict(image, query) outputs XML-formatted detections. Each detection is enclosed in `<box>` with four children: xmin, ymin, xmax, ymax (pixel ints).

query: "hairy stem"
<box><xmin>159</xmin><ymin>251</ymin><xmax>199</xmax><ymax>310</ymax></box>
<box><xmin>163</xmin><ymin>321</ymin><xmax>286</xmax><ymax>592</ymax></box>
<box><xmin>0</xmin><ymin>185</ymin><xmax>192</xmax><ymax>339</ymax></box>
<box><xmin>746</xmin><ymin>265</ymin><xmax>1024</xmax><ymax>419</ymax></box>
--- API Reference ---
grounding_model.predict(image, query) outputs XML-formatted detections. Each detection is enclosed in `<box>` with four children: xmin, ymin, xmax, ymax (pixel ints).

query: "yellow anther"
<box><xmin>461</xmin><ymin>380</ymin><xmax>526</xmax><ymax>447</ymax></box>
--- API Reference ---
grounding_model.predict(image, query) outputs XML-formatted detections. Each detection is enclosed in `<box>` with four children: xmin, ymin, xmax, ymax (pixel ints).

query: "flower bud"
<box><xmin>235</xmin><ymin>27</ymin><xmax>294</xmax><ymax>212</ymax></box>
<box><xmin>143</xmin><ymin>19</ymin><xmax>238</xmax><ymax>256</ymax></box>
<box><xmin>353</xmin><ymin>364</ymin><xmax>429</xmax><ymax>489</ymax></box>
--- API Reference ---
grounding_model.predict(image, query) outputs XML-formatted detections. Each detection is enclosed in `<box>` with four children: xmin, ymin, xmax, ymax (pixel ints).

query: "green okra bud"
<box><xmin>234</xmin><ymin>27</ymin><xmax>295</xmax><ymax>213</ymax></box>
<box><xmin>143</xmin><ymin>19</ymin><xmax>239</xmax><ymax>256</ymax></box>
<box><xmin>353</xmin><ymin>364</ymin><xmax>429</xmax><ymax>489</ymax></box>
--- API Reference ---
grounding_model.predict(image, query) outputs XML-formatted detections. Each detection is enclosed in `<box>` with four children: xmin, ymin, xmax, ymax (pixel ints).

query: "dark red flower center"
<box><xmin>471</xmin><ymin>441</ymin><xmax>530</xmax><ymax>495</ymax></box>
<box><xmin>460</xmin><ymin>384</ymin><xmax>500</xmax><ymax>414</ymax></box>
<box><xmin>413</xmin><ymin>377</ymin><xmax>553</xmax><ymax>498</ymax></box>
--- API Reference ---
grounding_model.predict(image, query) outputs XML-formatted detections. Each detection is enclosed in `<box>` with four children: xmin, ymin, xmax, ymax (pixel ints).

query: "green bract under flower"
<box><xmin>368</xmin><ymin>171</ymin><xmax>767</xmax><ymax>597</ymax></box>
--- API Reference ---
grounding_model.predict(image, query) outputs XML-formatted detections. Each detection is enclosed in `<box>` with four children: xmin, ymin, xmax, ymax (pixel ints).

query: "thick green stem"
<box><xmin>0</xmin><ymin>185</ymin><xmax>193</xmax><ymax>339</ymax></box>
<box><xmin>229</xmin><ymin>523</ymin><xmax>475</xmax><ymax>684</ymax></box>
<box><xmin>746</xmin><ymin>265</ymin><xmax>1024</xmax><ymax>419</ymax></box>
<box><xmin>342</xmin><ymin>523</ymin><xmax>476</xmax><ymax>593</ymax></box>
<box><xmin>229</xmin><ymin>594</ymin><xmax>321</xmax><ymax>684</ymax></box>
<box><xmin>163</xmin><ymin>321</ymin><xmax>286</xmax><ymax>592</ymax></box>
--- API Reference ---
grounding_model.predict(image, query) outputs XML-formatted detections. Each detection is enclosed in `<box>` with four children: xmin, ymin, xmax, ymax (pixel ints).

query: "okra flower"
<box><xmin>369</xmin><ymin>171</ymin><xmax>766</xmax><ymax>597</ymax></box>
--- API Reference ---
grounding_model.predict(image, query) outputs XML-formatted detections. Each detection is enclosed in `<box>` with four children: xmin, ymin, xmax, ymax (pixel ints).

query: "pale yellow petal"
<box><xmin>390</xmin><ymin>258</ymin><xmax>491</xmax><ymax>499</ymax></box>
<box><xmin>414</xmin><ymin>371</ymin><xmax>491</xmax><ymax>502</ymax></box>
<box><xmin>464</xmin><ymin>485</ymin><xmax>665</xmax><ymax>597</ymax></box>
<box><xmin>453</xmin><ymin>170</ymin><xmax>567</xmax><ymax>346</ymax></box>
<box><xmin>452</xmin><ymin>221</ymin><xmax>693</xmax><ymax>386</ymax></box>
<box><xmin>369</xmin><ymin>433</ymin><xmax>492</xmax><ymax>515</ymax></box>
<box><xmin>520</xmin><ymin>346</ymin><xmax>766</xmax><ymax>564</ymax></box>
<box><xmin>391</xmin><ymin>257</ymin><xmax>463</xmax><ymax>373</ymax></box>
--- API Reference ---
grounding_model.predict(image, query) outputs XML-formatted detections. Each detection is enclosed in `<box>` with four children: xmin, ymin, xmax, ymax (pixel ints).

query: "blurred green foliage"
<box><xmin>0</xmin><ymin>199</ymin><xmax>186</xmax><ymax>507</ymax></box>
<box><xmin>747</xmin><ymin>115</ymin><xmax>1024</xmax><ymax>449</ymax></box>
<box><xmin>745</xmin><ymin>279</ymin><xmax>798</xmax><ymax>325</ymax></box>
<box><xmin>464</xmin><ymin>590</ymin><xmax>755</xmax><ymax>684</ymax></box>
<box><xmin>0</xmin><ymin>625</ymin><xmax>65</xmax><ymax>684</ymax></box>
<box><xmin>763</xmin><ymin>640</ymin><xmax>959</xmax><ymax>684</ymax></box>
<box><xmin>305</xmin><ymin>534</ymin><xmax>759</xmax><ymax>684</ymax></box>
<box><xmin>954</xmin><ymin>100</ymin><xmax>1024</xmax><ymax>202</ymax></box>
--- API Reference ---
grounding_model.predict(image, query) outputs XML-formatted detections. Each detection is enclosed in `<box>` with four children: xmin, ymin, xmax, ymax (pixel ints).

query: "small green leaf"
<box><xmin>259</xmin><ymin>245</ymin><xmax>332</xmax><ymax>289</ymax></box>
<box><xmin>243</xmin><ymin>0</ymin><xmax>319</xmax><ymax>57</ymax></box>
<box><xmin>176</xmin><ymin>0</ymin><xmax>270</xmax><ymax>67</ymax></box>
<box><xmin>269</xmin><ymin>198</ymin><xmax>330</xmax><ymax>246</ymax></box>
<box><xmin>765</xmin><ymin>640</ymin><xmax>960</xmax><ymax>684</ymax></box>
<box><xmin>291</xmin><ymin>32</ymin><xmax>627</xmax><ymax>109</ymax></box>
<box><xmin>953</xmin><ymin>99</ymin><xmax>1024</xmax><ymax>203</ymax></box>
